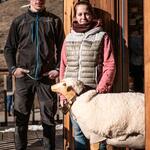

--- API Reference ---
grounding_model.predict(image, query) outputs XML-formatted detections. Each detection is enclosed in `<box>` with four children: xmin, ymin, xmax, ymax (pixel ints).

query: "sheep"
<box><xmin>51</xmin><ymin>78</ymin><xmax>145</xmax><ymax>149</ymax></box>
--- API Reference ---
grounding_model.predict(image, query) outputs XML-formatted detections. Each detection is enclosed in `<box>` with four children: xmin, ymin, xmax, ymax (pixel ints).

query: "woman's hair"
<box><xmin>73</xmin><ymin>0</ymin><xmax>103</xmax><ymax>27</ymax></box>
<box><xmin>73</xmin><ymin>1</ymin><xmax>94</xmax><ymax>18</ymax></box>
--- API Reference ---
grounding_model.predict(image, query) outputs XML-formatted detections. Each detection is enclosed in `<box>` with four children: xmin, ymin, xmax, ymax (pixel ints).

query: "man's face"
<box><xmin>29</xmin><ymin>0</ymin><xmax>46</xmax><ymax>12</ymax></box>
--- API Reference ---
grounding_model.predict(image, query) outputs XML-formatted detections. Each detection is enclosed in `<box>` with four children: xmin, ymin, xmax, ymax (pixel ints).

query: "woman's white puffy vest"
<box><xmin>64</xmin><ymin>27</ymin><xmax>106</xmax><ymax>88</ymax></box>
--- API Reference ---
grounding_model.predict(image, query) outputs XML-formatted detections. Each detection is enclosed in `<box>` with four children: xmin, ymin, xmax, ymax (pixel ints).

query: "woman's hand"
<box><xmin>60</xmin><ymin>99</ymin><xmax>68</xmax><ymax>107</ymax></box>
<box><xmin>59</xmin><ymin>94</ymin><xmax>67</xmax><ymax>107</ymax></box>
<box><xmin>46</xmin><ymin>70</ymin><xmax>59</xmax><ymax>79</ymax></box>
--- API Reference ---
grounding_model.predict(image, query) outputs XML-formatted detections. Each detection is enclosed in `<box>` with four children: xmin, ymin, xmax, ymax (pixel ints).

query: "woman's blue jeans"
<box><xmin>70</xmin><ymin>114</ymin><xmax>106</xmax><ymax>150</ymax></box>
<box><xmin>70</xmin><ymin>115</ymin><xmax>89</xmax><ymax>150</ymax></box>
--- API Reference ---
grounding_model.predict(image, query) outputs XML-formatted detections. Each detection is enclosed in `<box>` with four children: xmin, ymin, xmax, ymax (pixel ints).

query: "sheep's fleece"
<box><xmin>52</xmin><ymin>79</ymin><xmax>145</xmax><ymax>149</ymax></box>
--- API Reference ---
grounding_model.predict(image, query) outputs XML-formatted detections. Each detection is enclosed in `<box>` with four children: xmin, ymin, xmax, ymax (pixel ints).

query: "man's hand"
<box><xmin>13</xmin><ymin>68</ymin><xmax>29</xmax><ymax>78</ymax></box>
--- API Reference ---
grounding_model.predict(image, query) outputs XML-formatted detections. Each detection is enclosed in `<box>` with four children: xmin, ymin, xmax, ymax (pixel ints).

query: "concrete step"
<box><xmin>0</xmin><ymin>125</ymin><xmax>63</xmax><ymax>150</ymax></box>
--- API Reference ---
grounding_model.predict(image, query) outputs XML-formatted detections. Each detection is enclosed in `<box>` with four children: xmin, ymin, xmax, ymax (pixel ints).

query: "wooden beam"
<box><xmin>144</xmin><ymin>0</ymin><xmax>150</xmax><ymax>149</ymax></box>
<box><xmin>64</xmin><ymin>0</ymin><xmax>74</xmax><ymax>35</ymax></box>
<box><xmin>63</xmin><ymin>1</ymin><xmax>74</xmax><ymax>149</ymax></box>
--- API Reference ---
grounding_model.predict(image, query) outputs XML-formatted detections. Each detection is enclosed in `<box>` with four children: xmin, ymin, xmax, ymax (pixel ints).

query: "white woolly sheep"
<box><xmin>51</xmin><ymin>78</ymin><xmax>145</xmax><ymax>149</ymax></box>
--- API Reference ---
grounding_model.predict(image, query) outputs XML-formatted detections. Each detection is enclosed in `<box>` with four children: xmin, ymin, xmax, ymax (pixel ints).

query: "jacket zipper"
<box><xmin>35</xmin><ymin>14</ymin><xmax>40</xmax><ymax>79</ymax></box>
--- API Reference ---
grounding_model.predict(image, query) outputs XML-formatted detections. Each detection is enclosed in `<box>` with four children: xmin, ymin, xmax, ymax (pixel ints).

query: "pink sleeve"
<box><xmin>96</xmin><ymin>34</ymin><xmax>116</xmax><ymax>93</ymax></box>
<box><xmin>59</xmin><ymin>41</ymin><xmax>67</xmax><ymax>101</ymax></box>
<box><xmin>59</xmin><ymin>41</ymin><xmax>67</xmax><ymax>81</ymax></box>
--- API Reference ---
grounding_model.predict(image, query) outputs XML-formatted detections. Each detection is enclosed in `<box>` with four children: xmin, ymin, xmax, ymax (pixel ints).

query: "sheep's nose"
<box><xmin>51</xmin><ymin>85</ymin><xmax>57</xmax><ymax>92</ymax></box>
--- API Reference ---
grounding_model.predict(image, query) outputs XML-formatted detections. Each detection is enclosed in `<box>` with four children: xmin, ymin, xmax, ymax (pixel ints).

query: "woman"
<box><xmin>59</xmin><ymin>1</ymin><xmax>116</xmax><ymax>149</ymax></box>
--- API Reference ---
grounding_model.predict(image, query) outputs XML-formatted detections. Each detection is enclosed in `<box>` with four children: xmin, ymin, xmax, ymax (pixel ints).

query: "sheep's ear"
<box><xmin>74</xmin><ymin>80</ymin><xmax>84</xmax><ymax>95</ymax></box>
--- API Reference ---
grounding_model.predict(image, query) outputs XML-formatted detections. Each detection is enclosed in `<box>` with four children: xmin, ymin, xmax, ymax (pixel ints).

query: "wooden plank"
<box><xmin>64</xmin><ymin>0</ymin><xmax>74</xmax><ymax>35</ymax></box>
<box><xmin>144</xmin><ymin>0</ymin><xmax>150</xmax><ymax>149</ymax></box>
<box><xmin>63</xmin><ymin>1</ymin><xmax>74</xmax><ymax>149</ymax></box>
<box><xmin>119</xmin><ymin>0</ymin><xmax>129</xmax><ymax>92</ymax></box>
<box><xmin>122</xmin><ymin>0</ymin><xmax>129</xmax><ymax>91</ymax></box>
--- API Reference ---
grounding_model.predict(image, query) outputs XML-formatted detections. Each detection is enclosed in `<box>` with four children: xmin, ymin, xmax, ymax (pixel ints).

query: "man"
<box><xmin>4</xmin><ymin>0</ymin><xmax>64</xmax><ymax>149</ymax></box>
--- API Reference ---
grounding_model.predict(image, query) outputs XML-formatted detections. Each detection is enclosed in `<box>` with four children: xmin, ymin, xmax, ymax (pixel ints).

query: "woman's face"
<box><xmin>75</xmin><ymin>4</ymin><xmax>93</xmax><ymax>24</ymax></box>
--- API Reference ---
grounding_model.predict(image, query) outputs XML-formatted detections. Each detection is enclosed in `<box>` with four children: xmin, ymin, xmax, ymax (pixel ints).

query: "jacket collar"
<box><xmin>28</xmin><ymin>7</ymin><xmax>46</xmax><ymax>17</ymax></box>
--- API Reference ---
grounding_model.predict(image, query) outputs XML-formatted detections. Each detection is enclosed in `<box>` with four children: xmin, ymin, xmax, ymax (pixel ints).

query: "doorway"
<box><xmin>128</xmin><ymin>0</ymin><xmax>144</xmax><ymax>92</ymax></box>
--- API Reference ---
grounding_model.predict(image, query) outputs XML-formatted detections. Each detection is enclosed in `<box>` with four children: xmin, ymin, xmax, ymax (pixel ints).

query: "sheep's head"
<box><xmin>51</xmin><ymin>78</ymin><xmax>84</xmax><ymax>101</ymax></box>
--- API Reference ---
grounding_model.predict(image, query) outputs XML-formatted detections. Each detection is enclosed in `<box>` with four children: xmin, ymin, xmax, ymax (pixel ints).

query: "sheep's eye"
<box><xmin>63</xmin><ymin>83</ymin><xmax>66</xmax><ymax>86</ymax></box>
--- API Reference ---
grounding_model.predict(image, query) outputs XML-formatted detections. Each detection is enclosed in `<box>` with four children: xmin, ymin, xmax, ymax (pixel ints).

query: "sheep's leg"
<box><xmin>90</xmin><ymin>143</ymin><xmax>99</xmax><ymax>150</ymax></box>
<box><xmin>90</xmin><ymin>142</ymin><xmax>114</xmax><ymax>150</ymax></box>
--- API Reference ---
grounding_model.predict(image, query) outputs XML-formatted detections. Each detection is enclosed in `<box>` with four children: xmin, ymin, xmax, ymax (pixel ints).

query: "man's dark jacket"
<box><xmin>4</xmin><ymin>8</ymin><xmax>64</xmax><ymax>80</ymax></box>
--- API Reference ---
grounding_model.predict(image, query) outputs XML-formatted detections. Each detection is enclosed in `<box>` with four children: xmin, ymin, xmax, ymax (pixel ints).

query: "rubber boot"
<box><xmin>43</xmin><ymin>123</ymin><xmax>55</xmax><ymax>150</ymax></box>
<box><xmin>15</xmin><ymin>126</ymin><xmax>28</xmax><ymax>150</ymax></box>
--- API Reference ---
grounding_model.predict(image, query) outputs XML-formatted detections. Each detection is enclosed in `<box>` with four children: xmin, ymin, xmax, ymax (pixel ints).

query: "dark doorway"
<box><xmin>128</xmin><ymin>0</ymin><xmax>144</xmax><ymax>92</ymax></box>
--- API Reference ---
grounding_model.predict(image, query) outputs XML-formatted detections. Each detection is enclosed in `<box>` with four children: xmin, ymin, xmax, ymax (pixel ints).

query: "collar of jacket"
<box><xmin>28</xmin><ymin>7</ymin><xmax>46</xmax><ymax>17</ymax></box>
